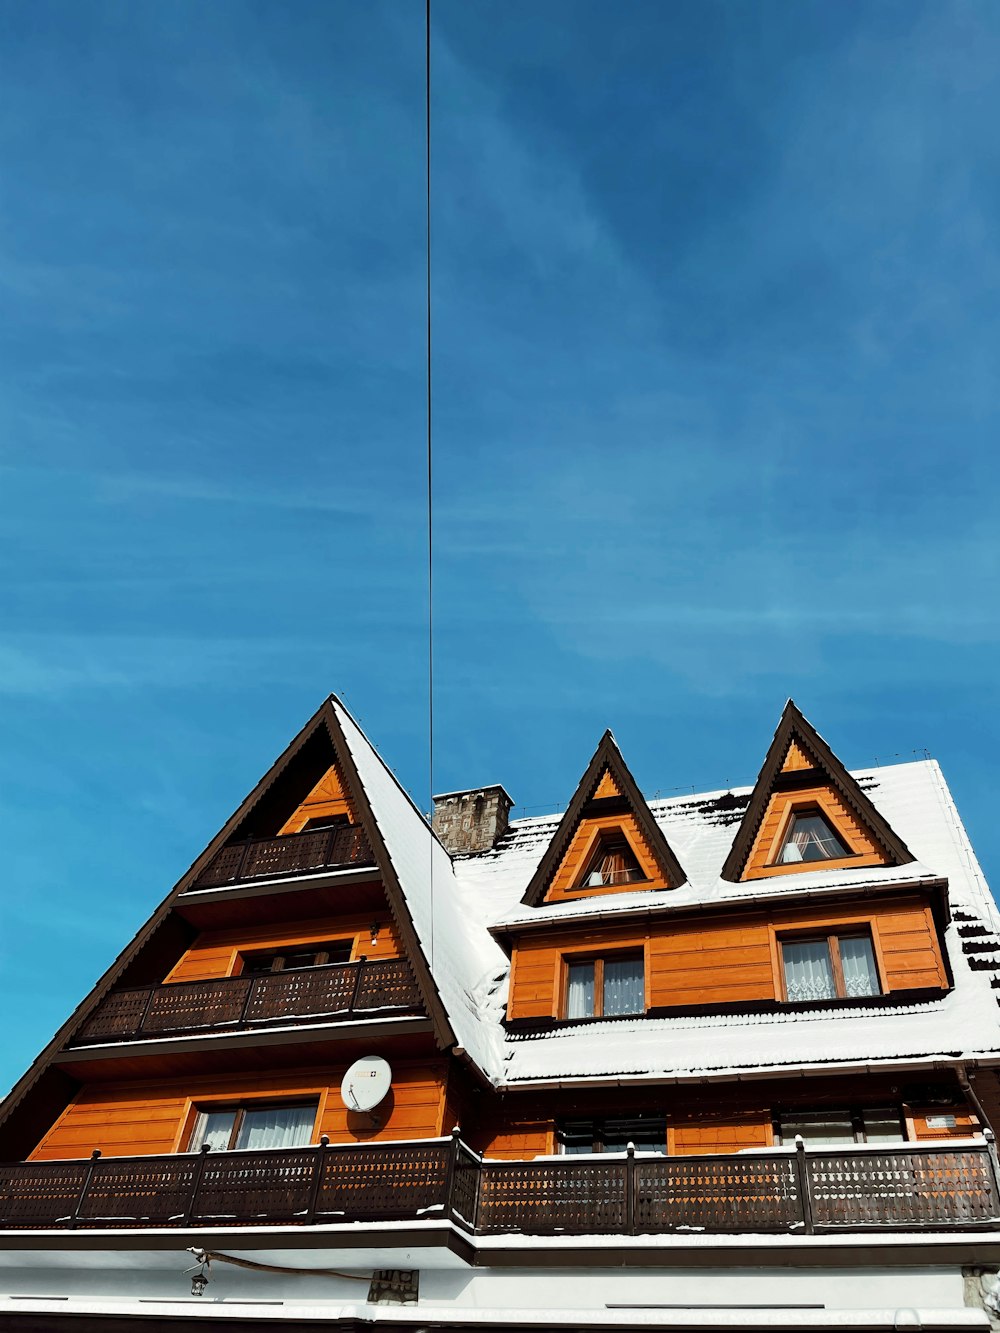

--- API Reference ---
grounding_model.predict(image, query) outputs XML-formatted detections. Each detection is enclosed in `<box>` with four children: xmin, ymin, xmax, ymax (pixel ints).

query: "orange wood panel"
<box><xmin>593</xmin><ymin>769</ymin><xmax>622</xmax><ymax>800</ymax></box>
<box><xmin>743</xmin><ymin>786</ymin><xmax>887</xmax><ymax>880</ymax></box>
<box><xmin>507</xmin><ymin>895</ymin><xmax>947</xmax><ymax>1020</ymax></box>
<box><xmin>907</xmin><ymin>1106</ymin><xmax>981</xmax><ymax>1140</ymax></box>
<box><xmin>29</xmin><ymin>1061</ymin><xmax>448</xmax><ymax>1161</ymax></box>
<box><xmin>165</xmin><ymin>908</ymin><xmax>402</xmax><ymax>983</ymax></box>
<box><xmin>782</xmin><ymin>740</ymin><xmax>814</xmax><ymax>772</ymax></box>
<box><xmin>279</xmin><ymin>763</ymin><xmax>357</xmax><ymax>835</ymax></box>
<box><xmin>669</xmin><ymin>1113</ymin><xmax>773</xmax><ymax>1156</ymax></box>
<box><xmin>478</xmin><ymin>1122</ymin><xmax>553</xmax><ymax>1159</ymax></box>
<box><xmin>546</xmin><ymin>813</ymin><xmax>669</xmax><ymax>903</ymax></box>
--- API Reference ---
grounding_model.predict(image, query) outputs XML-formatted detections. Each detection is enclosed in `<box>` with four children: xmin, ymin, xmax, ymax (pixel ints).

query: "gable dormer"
<box><xmin>278</xmin><ymin>757</ymin><xmax>358</xmax><ymax>834</ymax></box>
<box><xmin>721</xmin><ymin>701</ymin><xmax>913</xmax><ymax>883</ymax></box>
<box><xmin>521</xmin><ymin>731</ymin><xmax>686</xmax><ymax>906</ymax></box>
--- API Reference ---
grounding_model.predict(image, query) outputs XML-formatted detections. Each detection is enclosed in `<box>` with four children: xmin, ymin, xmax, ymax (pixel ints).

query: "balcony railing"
<box><xmin>69</xmin><ymin>959</ymin><xmax>423</xmax><ymax>1046</ymax></box>
<box><xmin>2</xmin><ymin>1135</ymin><xmax>998</xmax><ymax>1234</ymax></box>
<box><xmin>189</xmin><ymin>825</ymin><xmax>374</xmax><ymax>890</ymax></box>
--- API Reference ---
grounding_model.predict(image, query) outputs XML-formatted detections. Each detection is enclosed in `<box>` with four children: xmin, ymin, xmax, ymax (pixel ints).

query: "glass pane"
<box><xmin>603</xmin><ymin>957</ymin><xmax>644</xmax><ymax>1016</ymax></box>
<box><xmin>780</xmin><ymin>813</ymin><xmax>849</xmax><ymax>864</ymax></box>
<box><xmin>603</xmin><ymin>1118</ymin><xmax>666</xmax><ymax>1154</ymax></box>
<box><xmin>839</xmin><ymin>936</ymin><xmax>880</xmax><ymax>996</ymax></box>
<box><xmin>237</xmin><ymin>1103</ymin><xmax>315</xmax><ymax>1151</ymax></box>
<box><xmin>191</xmin><ymin>1110</ymin><xmax>236</xmax><ymax>1152</ymax></box>
<box><xmin>584</xmin><ymin>839</ymin><xmax>644</xmax><ymax>887</ymax></box>
<box><xmin>781</xmin><ymin>1113</ymin><xmax>854</xmax><ymax>1145</ymax></box>
<box><xmin>782</xmin><ymin>939</ymin><xmax>837</xmax><ymax>1002</ymax></box>
<box><xmin>863</xmin><ymin>1109</ymin><xmax>905</xmax><ymax>1142</ymax></box>
<box><xmin>566</xmin><ymin>961</ymin><xmax>596</xmax><ymax>1018</ymax></box>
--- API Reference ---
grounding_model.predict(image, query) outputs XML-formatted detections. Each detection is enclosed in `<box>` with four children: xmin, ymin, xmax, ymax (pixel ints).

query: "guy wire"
<box><xmin>426</xmin><ymin>0</ymin><xmax>434</xmax><ymax>966</ymax></box>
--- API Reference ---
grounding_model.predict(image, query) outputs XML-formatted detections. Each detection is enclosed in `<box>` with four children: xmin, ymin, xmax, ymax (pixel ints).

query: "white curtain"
<box><xmin>567</xmin><ymin>962</ymin><xmax>595</xmax><ymax>1019</ymax></box>
<box><xmin>191</xmin><ymin>1110</ymin><xmax>235</xmax><ymax>1152</ymax></box>
<box><xmin>237</xmin><ymin>1104</ymin><xmax>316</xmax><ymax>1150</ymax></box>
<box><xmin>783</xmin><ymin>940</ymin><xmax>836</xmax><ymax>1002</ymax></box>
<box><xmin>840</xmin><ymin>936</ymin><xmax>880</xmax><ymax>996</ymax></box>
<box><xmin>603</xmin><ymin>957</ymin><xmax>644</xmax><ymax>1016</ymax></box>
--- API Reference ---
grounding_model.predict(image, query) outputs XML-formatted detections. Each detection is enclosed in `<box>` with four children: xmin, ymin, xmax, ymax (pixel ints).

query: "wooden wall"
<box><xmin>508</xmin><ymin>894</ymin><xmax>947</xmax><ymax>1021</ymax></box>
<box><xmin>29</xmin><ymin>1060</ymin><xmax>449</xmax><ymax>1161</ymax></box>
<box><xmin>165</xmin><ymin>910</ymin><xmax>403</xmax><ymax>984</ymax></box>
<box><xmin>743</xmin><ymin>786</ymin><xmax>885</xmax><ymax>879</ymax></box>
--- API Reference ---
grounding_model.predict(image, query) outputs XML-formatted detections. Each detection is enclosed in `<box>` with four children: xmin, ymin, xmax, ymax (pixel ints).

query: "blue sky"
<box><xmin>1</xmin><ymin>0</ymin><xmax>999</xmax><ymax>1092</ymax></box>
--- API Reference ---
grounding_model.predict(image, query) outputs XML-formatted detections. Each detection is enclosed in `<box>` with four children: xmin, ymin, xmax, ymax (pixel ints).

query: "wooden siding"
<box><xmin>670</xmin><ymin>1113</ymin><xmax>773</xmax><ymax>1155</ymax></box>
<box><xmin>908</xmin><ymin>1106</ymin><xmax>981</xmax><ymax>1141</ymax></box>
<box><xmin>165</xmin><ymin>909</ymin><xmax>402</xmax><ymax>984</ymax></box>
<box><xmin>29</xmin><ymin>1061</ymin><xmax>448</xmax><ymax>1161</ymax></box>
<box><xmin>782</xmin><ymin>740</ymin><xmax>814</xmax><ymax>772</ymax></box>
<box><xmin>279</xmin><ymin>762</ymin><xmax>356</xmax><ymax>835</ymax></box>
<box><xmin>743</xmin><ymin>785</ymin><xmax>887</xmax><ymax>880</ymax></box>
<box><xmin>507</xmin><ymin>894</ymin><xmax>947</xmax><ymax>1021</ymax></box>
<box><xmin>546</xmin><ymin>813</ymin><xmax>668</xmax><ymax>903</ymax></box>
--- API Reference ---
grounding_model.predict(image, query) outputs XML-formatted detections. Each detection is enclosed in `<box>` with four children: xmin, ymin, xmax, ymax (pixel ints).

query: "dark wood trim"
<box><xmin>720</xmin><ymin>701</ymin><xmax>914</xmax><ymax>882</ymax></box>
<box><xmin>521</xmin><ymin>730</ymin><xmax>687</xmax><ymax>907</ymax></box>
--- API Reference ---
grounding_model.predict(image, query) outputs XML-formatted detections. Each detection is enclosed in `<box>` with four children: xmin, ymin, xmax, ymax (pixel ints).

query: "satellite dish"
<box><xmin>341</xmin><ymin>1055</ymin><xmax>392</xmax><ymax>1112</ymax></box>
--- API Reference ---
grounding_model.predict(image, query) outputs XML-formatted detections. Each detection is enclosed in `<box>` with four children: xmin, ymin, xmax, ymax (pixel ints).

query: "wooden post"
<box><xmin>305</xmin><ymin>1135</ymin><xmax>329</xmax><ymax>1226</ymax></box>
<box><xmin>181</xmin><ymin>1143</ymin><xmax>212</xmax><ymax>1228</ymax></box>
<box><xmin>68</xmin><ymin>1150</ymin><xmax>101</xmax><ymax>1230</ymax></box>
<box><xmin>794</xmin><ymin>1136</ymin><xmax>815</xmax><ymax>1235</ymax></box>
<box><xmin>444</xmin><ymin>1125</ymin><xmax>462</xmax><ymax>1222</ymax></box>
<box><xmin>983</xmin><ymin>1129</ymin><xmax>1000</xmax><ymax>1214</ymax></box>
<box><xmin>237</xmin><ymin>976</ymin><xmax>257</xmax><ymax>1028</ymax></box>
<box><xmin>134</xmin><ymin>985</ymin><xmax>158</xmax><ymax>1038</ymax></box>
<box><xmin>625</xmin><ymin>1142</ymin><xmax>636</xmax><ymax>1235</ymax></box>
<box><xmin>349</xmin><ymin>957</ymin><xmax>367</xmax><ymax>1014</ymax></box>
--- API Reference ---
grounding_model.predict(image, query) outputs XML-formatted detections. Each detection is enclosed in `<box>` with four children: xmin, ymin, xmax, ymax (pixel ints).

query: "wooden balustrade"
<box><xmin>70</xmin><ymin>958</ymin><xmax>422</xmax><ymax>1046</ymax></box>
<box><xmin>189</xmin><ymin>825</ymin><xmax>374</xmax><ymax>890</ymax></box>
<box><xmin>1</xmin><ymin>1136</ymin><xmax>998</xmax><ymax>1234</ymax></box>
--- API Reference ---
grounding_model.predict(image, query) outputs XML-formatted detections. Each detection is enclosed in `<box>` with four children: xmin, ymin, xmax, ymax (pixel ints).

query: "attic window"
<box><xmin>777</xmin><ymin>811</ymin><xmax>849</xmax><ymax>865</ymax></box>
<box><xmin>579</xmin><ymin>834</ymin><xmax>646</xmax><ymax>888</ymax></box>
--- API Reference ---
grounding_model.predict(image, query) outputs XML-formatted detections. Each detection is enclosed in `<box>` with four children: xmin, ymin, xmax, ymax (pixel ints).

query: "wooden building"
<box><xmin>2</xmin><ymin>695</ymin><xmax>1000</xmax><ymax>1333</ymax></box>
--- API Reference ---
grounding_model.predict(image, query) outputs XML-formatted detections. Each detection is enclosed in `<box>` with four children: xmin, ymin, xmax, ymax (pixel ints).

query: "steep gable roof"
<box><xmin>720</xmin><ymin>700</ymin><xmax>914</xmax><ymax>882</ymax></box>
<box><xmin>521</xmin><ymin>730</ymin><xmax>687</xmax><ymax>907</ymax></box>
<box><xmin>0</xmin><ymin>696</ymin><xmax>464</xmax><ymax>1152</ymax></box>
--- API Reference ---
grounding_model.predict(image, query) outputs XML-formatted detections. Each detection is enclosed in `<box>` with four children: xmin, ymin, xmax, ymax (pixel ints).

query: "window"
<box><xmin>776</xmin><ymin>1107</ymin><xmax>905</xmax><ymax>1146</ymax></box>
<box><xmin>777</xmin><ymin>811</ymin><xmax>849</xmax><ymax>865</ymax></box>
<box><xmin>566</xmin><ymin>953</ymin><xmax>644</xmax><ymax>1019</ymax></box>
<box><xmin>240</xmin><ymin>941</ymin><xmax>353</xmax><ymax>975</ymax></box>
<box><xmin>299</xmin><ymin>814</ymin><xmax>351</xmax><ymax>833</ymax></box>
<box><xmin>579</xmin><ymin>833</ymin><xmax>646</xmax><ymax>888</ymax></box>
<box><xmin>558</xmin><ymin>1116</ymin><xmax>666</xmax><ymax>1155</ymax></box>
<box><xmin>780</xmin><ymin>933</ymin><xmax>880</xmax><ymax>1003</ymax></box>
<box><xmin>188</xmin><ymin>1101</ymin><xmax>317</xmax><ymax>1152</ymax></box>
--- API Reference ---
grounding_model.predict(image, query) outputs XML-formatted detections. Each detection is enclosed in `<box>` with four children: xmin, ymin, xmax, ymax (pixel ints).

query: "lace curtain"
<box><xmin>567</xmin><ymin>961</ymin><xmax>595</xmax><ymax>1018</ymax></box>
<box><xmin>840</xmin><ymin>936</ymin><xmax>879</xmax><ymax>996</ymax></box>
<box><xmin>603</xmin><ymin>957</ymin><xmax>644</xmax><ymax>1015</ymax></box>
<box><xmin>190</xmin><ymin>1103</ymin><xmax>315</xmax><ymax>1152</ymax></box>
<box><xmin>782</xmin><ymin>940</ymin><xmax>837</xmax><ymax>1002</ymax></box>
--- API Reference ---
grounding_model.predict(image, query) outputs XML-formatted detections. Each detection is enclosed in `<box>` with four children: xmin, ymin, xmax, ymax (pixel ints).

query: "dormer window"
<box><xmin>580</xmin><ymin>834</ymin><xmax>646</xmax><ymax>888</ymax></box>
<box><xmin>777</xmin><ymin>811</ymin><xmax>849</xmax><ymax>865</ymax></box>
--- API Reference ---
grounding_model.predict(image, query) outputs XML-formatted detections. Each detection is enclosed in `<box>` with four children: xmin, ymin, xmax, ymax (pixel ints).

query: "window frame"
<box><xmin>575</xmin><ymin>831</ymin><xmax>648</xmax><ymax>890</ymax></box>
<box><xmin>775</xmin><ymin>808</ymin><xmax>850</xmax><ymax>866</ymax></box>
<box><xmin>557</xmin><ymin>1115</ymin><xmax>667</xmax><ymax>1155</ymax></box>
<box><xmin>763</xmin><ymin>797</ymin><xmax>863</xmax><ymax>872</ymax></box>
<box><xmin>777</xmin><ymin>929</ymin><xmax>883</xmax><ymax>1003</ymax></box>
<box><xmin>773</xmin><ymin>1105</ymin><xmax>906</xmax><ymax>1147</ymax></box>
<box><xmin>186</xmin><ymin>1099</ymin><xmax>319</xmax><ymax>1153</ymax></box>
<box><xmin>236</xmin><ymin>939</ymin><xmax>355</xmax><ymax>975</ymax></box>
<box><xmin>562</xmin><ymin>948</ymin><xmax>646</xmax><ymax>1020</ymax></box>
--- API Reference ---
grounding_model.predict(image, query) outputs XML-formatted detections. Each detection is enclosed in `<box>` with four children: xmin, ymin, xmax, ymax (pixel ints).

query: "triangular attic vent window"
<box><xmin>580</xmin><ymin>831</ymin><xmax>646</xmax><ymax>888</ymax></box>
<box><xmin>720</xmin><ymin>701</ymin><xmax>913</xmax><ymax>882</ymax></box>
<box><xmin>777</xmin><ymin>811</ymin><xmax>849</xmax><ymax>865</ymax></box>
<box><xmin>521</xmin><ymin>730</ymin><xmax>686</xmax><ymax>906</ymax></box>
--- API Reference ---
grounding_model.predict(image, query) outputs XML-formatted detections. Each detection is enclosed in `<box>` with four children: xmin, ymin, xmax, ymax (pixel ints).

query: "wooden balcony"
<box><xmin>2</xmin><ymin>1136</ymin><xmax>998</xmax><ymax>1235</ymax></box>
<box><xmin>189</xmin><ymin>825</ymin><xmax>374</xmax><ymax>891</ymax></box>
<box><xmin>68</xmin><ymin>959</ymin><xmax>422</xmax><ymax>1046</ymax></box>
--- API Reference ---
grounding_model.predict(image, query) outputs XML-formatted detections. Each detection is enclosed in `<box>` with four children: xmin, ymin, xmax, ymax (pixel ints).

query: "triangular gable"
<box><xmin>0</xmin><ymin>696</ymin><xmax>457</xmax><ymax>1154</ymax></box>
<box><xmin>720</xmin><ymin>700</ymin><xmax>914</xmax><ymax>882</ymax></box>
<box><xmin>522</xmin><ymin>730</ymin><xmax>687</xmax><ymax>907</ymax></box>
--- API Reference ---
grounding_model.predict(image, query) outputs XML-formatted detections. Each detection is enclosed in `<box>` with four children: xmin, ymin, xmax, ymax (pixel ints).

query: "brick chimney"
<box><xmin>432</xmin><ymin>785</ymin><xmax>514</xmax><ymax>855</ymax></box>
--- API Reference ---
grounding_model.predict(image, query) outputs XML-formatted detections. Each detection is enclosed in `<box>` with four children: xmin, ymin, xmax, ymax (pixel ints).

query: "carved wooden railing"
<box><xmin>69</xmin><ymin>959</ymin><xmax>422</xmax><ymax>1046</ymax></box>
<box><xmin>2</xmin><ymin>1135</ymin><xmax>998</xmax><ymax>1234</ymax></box>
<box><xmin>189</xmin><ymin>825</ymin><xmax>374</xmax><ymax>890</ymax></box>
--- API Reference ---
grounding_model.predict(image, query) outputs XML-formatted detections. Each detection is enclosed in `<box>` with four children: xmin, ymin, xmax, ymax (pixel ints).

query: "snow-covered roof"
<box><xmin>335</xmin><ymin>700</ymin><xmax>1000</xmax><ymax>1088</ymax></box>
